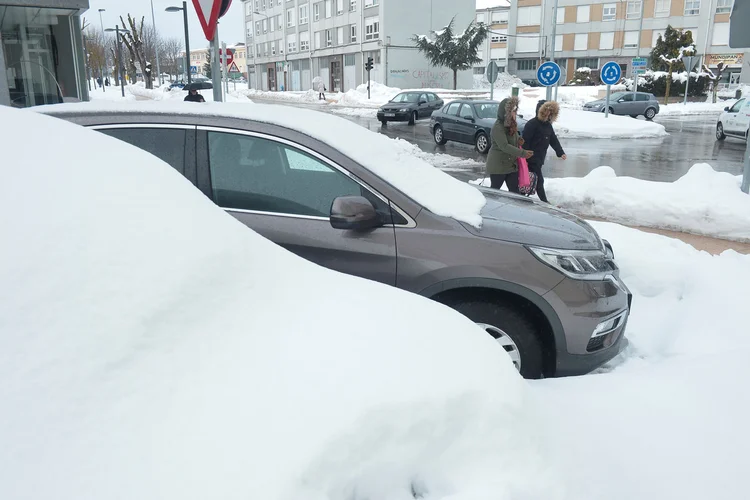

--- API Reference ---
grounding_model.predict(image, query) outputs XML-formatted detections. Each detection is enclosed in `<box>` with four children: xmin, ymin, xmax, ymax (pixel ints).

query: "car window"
<box><xmin>99</xmin><ymin>127</ymin><xmax>186</xmax><ymax>175</ymax></box>
<box><xmin>208</xmin><ymin>131</ymin><xmax>379</xmax><ymax>218</ymax></box>
<box><xmin>427</xmin><ymin>93</ymin><xmax>436</xmax><ymax>102</ymax></box>
<box><xmin>447</xmin><ymin>102</ymin><xmax>461</xmax><ymax>116</ymax></box>
<box><xmin>419</xmin><ymin>93</ymin><xmax>428</xmax><ymax>103</ymax></box>
<box><xmin>730</xmin><ymin>99</ymin><xmax>745</xmax><ymax>113</ymax></box>
<box><xmin>459</xmin><ymin>104</ymin><xmax>474</xmax><ymax>119</ymax></box>
<box><xmin>619</xmin><ymin>94</ymin><xmax>634</xmax><ymax>102</ymax></box>
<box><xmin>473</xmin><ymin>103</ymin><xmax>499</xmax><ymax>119</ymax></box>
<box><xmin>635</xmin><ymin>94</ymin><xmax>649</xmax><ymax>102</ymax></box>
<box><xmin>391</xmin><ymin>93</ymin><xmax>419</xmax><ymax>103</ymax></box>
<box><xmin>609</xmin><ymin>92</ymin><xmax>625</xmax><ymax>101</ymax></box>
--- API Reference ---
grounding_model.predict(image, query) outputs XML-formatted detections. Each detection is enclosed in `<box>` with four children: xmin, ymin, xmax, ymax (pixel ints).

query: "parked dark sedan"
<box><xmin>429</xmin><ymin>100</ymin><xmax>527</xmax><ymax>154</ymax></box>
<box><xmin>377</xmin><ymin>91</ymin><xmax>444</xmax><ymax>125</ymax></box>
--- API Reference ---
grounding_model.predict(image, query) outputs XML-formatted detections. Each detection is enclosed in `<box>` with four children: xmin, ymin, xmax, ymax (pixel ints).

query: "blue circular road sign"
<box><xmin>536</xmin><ymin>61</ymin><xmax>561</xmax><ymax>87</ymax></box>
<box><xmin>600</xmin><ymin>61</ymin><xmax>622</xmax><ymax>85</ymax></box>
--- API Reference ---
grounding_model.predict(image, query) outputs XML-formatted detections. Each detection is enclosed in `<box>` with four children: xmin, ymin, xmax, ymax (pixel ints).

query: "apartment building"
<box><xmin>243</xmin><ymin>0</ymin><xmax>474</xmax><ymax>92</ymax></box>
<box><xmin>185</xmin><ymin>44</ymin><xmax>249</xmax><ymax>78</ymax></box>
<box><xmin>475</xmin><ymin>1</ymin><xmax>511</xmax><ymax>75</ymax></box>
<box><xmin>507</xmin><ymin>0</ymin><xmax>745</xmax><ymax>85</ymax></box>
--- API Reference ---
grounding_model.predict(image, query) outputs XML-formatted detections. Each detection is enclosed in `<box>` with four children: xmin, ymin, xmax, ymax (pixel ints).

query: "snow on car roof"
<box><xmin>37</xmin><ymin>101</ymin><xmax>487</xmax><ymax>227</ymax></box>
<box><xmin>1</xmin><ymin>105</ymin><xmax>539</xmax><ymax>499</ymax></box>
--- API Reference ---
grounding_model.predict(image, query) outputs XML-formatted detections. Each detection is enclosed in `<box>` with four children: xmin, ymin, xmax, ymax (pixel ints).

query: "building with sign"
<box><xmin>183</xmin><ymin>43</ymin><xmax>248</xmax><ymax>79</ymax></box>
<box><xmin>474</xmin><ymin>1</ymin><xmax>511</xmax><ymax>76</ymax></box>
<box><xmin>505</xmin><ymin>0</ymin><xmax>743</xmax><ymax>85</ymax></box>
<box><xmin>1</xmin><ymin>0</ymin><xmax>89</xmax><ymax>107</ymax></box>
<box><xmin>243</xmin><ymin>0</ymin><xmax>474</xmax><ymax>92</ymax></box>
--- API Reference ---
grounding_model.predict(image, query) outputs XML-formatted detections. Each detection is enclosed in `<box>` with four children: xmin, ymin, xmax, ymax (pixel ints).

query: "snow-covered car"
<box><xmin>41</xmin><ymin>102</ymin><xmax>631</xmax><ymax>380</ymax></box>
<box><xmin>716</xmin><ymin>97</ymin><xmax>750</xmax><ymax>141</ymax></box>
<box><xmin>430</xmin><ymin>100</ymin><xmax>527</xmax><ymax>154</ymax></box>
<box><xmin>583</xmin><ymin>91</ymin><xmax>660</xmax><ymax>120</ymax></box>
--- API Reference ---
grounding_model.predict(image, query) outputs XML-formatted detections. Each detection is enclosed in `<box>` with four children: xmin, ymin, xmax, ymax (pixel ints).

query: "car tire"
<box><xmin>433</xmin><ymin>125</ymin><xmax>448</xmax><ymax>145</ymax></box>
<box><xmin>444</xmin><ymin>299</ymin><xmax>544</xmax><ymax>379</ymax></box>
<box><xmin>630</xmin><ymin>114</ymin><xmax>638</xmax><ymax>118</ymax></box>
<box><xmin>380</xmin><ymin>119</ymin><xmax>387</xmax><ymax>126</ymax></box>
<box><xmin>716</xmin><ymin>122</ymin><xmax>726</xmax><ymax>141</ymax></box>
<box><xmin>645</xmin><ymin>107</ymin><xmax>657</xmax><ymax>120</ymax></box>
<box><xmin>475</xmin><ymin>132</ymin><xmax>490</xmax><ymax>154</ymax></box>
<box><xmin>408</xmin><ymin>111</ymin><xmax>417</xmax><ymax>125</ymax></box>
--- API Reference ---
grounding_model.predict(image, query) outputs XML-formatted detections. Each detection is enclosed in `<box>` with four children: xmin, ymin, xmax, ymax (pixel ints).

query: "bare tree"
<box><xmin>702</xmin><ymin>62</ymin><xmax>727</xmax><ymax>104</ymax></box>
<box><xmin>84</xmin><ymin>28</ymin><xmax>107</xmax><ymax>79</ymax></box>
<box><xmin>161</xmin><ymin>37</ymin><xmax>185</xmax><ymax>79</ymax></box>
<box><xmin>119</xmin><ymin>14</ymin><xmax>153</xmax><ymax>89</ymax></box>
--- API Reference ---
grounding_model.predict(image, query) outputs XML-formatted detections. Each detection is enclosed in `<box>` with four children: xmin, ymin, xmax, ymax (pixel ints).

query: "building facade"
<box><xmin>243</xmin><ymin>0</ymin><xmax>475</xmax><ymax>92</ymax></box>
<box><xmin>475</xmin><ymin>1</ymin><xmax>511</xmax><ymax>76</ymax></box>
<box><xmin>1</xmin><ymin>0</ymin><xmax>89</xmax><ymax>107</ymax></box>
<box><xmin>507</xmin><ymin>0</ymin><xmax>744</xmax><ymax>85</ymax></box>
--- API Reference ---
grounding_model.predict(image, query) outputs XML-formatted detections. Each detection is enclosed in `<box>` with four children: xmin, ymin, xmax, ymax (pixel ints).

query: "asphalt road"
<box><xmin>251</xmin><ymin>97</ymin><xmax>747</xmax><ymax>183</ymax></box>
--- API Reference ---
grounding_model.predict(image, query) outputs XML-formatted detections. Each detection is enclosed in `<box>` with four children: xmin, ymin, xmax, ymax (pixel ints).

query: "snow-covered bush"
<box><xmin>624</xmin><ymin>70</ymin><xmax>708</xmax><ymax>97</ymax></box>
<box><xmin>568</xmin><ymin>67</ymin><xmax>601</xmax><ymax>86</ymax></box>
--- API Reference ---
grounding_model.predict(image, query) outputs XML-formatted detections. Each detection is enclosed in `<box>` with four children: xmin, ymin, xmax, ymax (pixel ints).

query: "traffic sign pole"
<box><xmin>486</xmin><ymin>61</ymin><xmax>499</xmax><ymax>101</ymax></box>
<box><xmin>605</xmin><ymin>85</ymin><xmax>611</xmax><ymax>118</ymax></box>
<box><xmin>536</xmin><ymin>61</ymin><xmax>561</xmax><ymax>99</ymax></box>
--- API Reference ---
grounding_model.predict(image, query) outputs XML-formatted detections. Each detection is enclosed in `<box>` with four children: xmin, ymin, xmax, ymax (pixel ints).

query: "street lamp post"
<box><xmin>166</xmin><ymin>2</ymin><xmax>191</xmax><ymax>84</ymax></box>
<box><xmin>150</xmin><ymin>0</ymin><xmax>163</xmax><ymax>86</ymax></box>
<box><xmin>105</xmin><ymin>25</ymin><xmax>131</xmax><ymax>97</ymax></box>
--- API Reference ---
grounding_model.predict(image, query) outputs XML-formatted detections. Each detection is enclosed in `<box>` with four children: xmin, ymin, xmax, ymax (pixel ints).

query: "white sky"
<box><xmin>476</xmin><ymin>0</ymin><xmax>510</xmax><ymax>8</ymax></box>
<box><xmin>85</xmin><ymin>0</ymin><xmax>245</xmax><ymax>50</ymax></box>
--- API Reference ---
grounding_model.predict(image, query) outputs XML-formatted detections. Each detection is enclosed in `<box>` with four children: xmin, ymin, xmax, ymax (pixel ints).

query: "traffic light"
<box><xmin>365</xmin><ymin>57</ymin><xmax>374</xmax><ymax>72</ymax></box>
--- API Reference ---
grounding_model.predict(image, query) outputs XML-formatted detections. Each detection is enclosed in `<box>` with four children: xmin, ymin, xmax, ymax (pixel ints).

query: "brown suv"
<box><xmin>41</xmin><ymin>104</ymin><xmax>631</xmax><ymax>379</ymax></box>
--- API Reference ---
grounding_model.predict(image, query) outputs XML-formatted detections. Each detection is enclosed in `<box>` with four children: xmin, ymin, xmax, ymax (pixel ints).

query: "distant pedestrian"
<box><xmin>97</xmin><ymin>77</ymin><xmax>103</xmax><ymax>87</ymax></box>
<box><xmin>522</xmin><ymin>100</ymin><xmax>566</xmax><ymax>203</ymax></box>
<box><xmin>184</xmin><ymin>88</ymin><xmax>206</xmax><ymax>103</ymax></box>
<box><xmin>318</xmin><ymin>81</ymin><xmax>326</xmax><ymax>100</ymax></box>
<box><xmin>105</xmin><ymin>77</ymin><xmax>110</xmax><ymax>86</ymax></box>
<box><xmin>485</xmin><ymin>96</ymin><xmax>533</xmax><ymax>193</ymax></box>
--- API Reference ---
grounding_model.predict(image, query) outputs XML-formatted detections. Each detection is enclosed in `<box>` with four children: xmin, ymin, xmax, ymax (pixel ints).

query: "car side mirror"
<box><xmin>617</xmin><ymin>98</ymin><xmax>625</xmax><ymax>103</ymax></box>
<box><xmin>330</xmin><ymin>196</ymin><xmax>382</xmax><ymax>231</ymax></box>
<box><xmin>518</xmin><ymin>114</ymin><xmax>524</xmax><ymax>119</ymax></box>
<box><xmin>724</xmin><ymin>106</ymin><xmax>730</xmax><ymax>111</ymax></box>
<box><xmin>419</xmin><ymin>100</ymin><xmax>427</xmax><ymax>105</ymax></box>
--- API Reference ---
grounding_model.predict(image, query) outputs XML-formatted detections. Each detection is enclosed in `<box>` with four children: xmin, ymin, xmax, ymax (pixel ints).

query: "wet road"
<box><xmin>252</xmin><ymin>97</ymin><xmax>747</xmax><ymax>182</ymax></box>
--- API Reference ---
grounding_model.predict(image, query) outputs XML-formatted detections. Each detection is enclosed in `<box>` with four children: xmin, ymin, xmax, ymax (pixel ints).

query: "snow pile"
<box><xmin>545</xmin><ymin>164</ymin><xmax>750</xmax><ymax>241</ymax></box>
<box><xmin>659</xmin><ymin>101</ymin><xmax>728</xmax><ymax>116</ymax></box>
<box><xmin>127</xmin><ymin>84</ymin><xmax>173</xmax><ymax>101</ymax></box>
<box><xmin>517</xmin><ymin>105</ymin><xmax>668</xmax><ymax>139</ymax></box>
<box><xmin>334</xmin><ymin>81</ymin><xmax>402</xmax><ymax>108</ymax></box>
<box><xmin>37</xmin><ymin>101</ymin><xmax>487</xmax><ymax>227</ymax></box>
<box><xmin>1</xmin><ymin>104</ymin><xmax>559</xmax><ymax>500</ymax></box>
<box><xmin>472</xmin><ymin>72</ymin><xmax>526</xmax><ymax>90</ymax></box>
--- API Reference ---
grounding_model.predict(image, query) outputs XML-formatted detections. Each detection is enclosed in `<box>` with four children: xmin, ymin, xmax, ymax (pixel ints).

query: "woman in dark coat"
<box><xmin>485</xmin><ymin>96</ymin><xmax>533</xmax><ymax>192</ymax></box>
<box><xmin>521</xmin><ymin>100</ymin><xmax>567</xmax><ymax>203</ymax></box>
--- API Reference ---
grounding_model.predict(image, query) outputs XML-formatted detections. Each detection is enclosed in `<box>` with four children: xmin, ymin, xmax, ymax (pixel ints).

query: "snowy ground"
<box><xmin>3</xmin><ymin>103</ymin><xmax>750</xmax><ymax>499</ymax></box>
<box><xmin>89</xmin><ymin>82</ymin><xmax>254</xmax><ymax>104</ymax></box>
<box><xmin>659</xmin><ymin>101</ymin><xmax>730</xmax><ymax>116</ymax></box>
<box><xmin>472</xmin><ymin>163</ymin><xmax>750</xmax><ymax>242</ymax></box>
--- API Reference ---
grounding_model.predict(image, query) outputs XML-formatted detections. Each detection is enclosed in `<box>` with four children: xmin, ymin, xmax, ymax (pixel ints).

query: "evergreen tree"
<box><xmin>412</xmin><ymin>18</ymin><xmax>488</xmax><ymax>90</ymax></box>
<box><xmin>203</xmin><ymin>48</ymin><xmax>212</xmax><ymax>77</ymax></box>
<box><xmin>650</xmin><ymin>25</ymin><xmax>694</xmax><ymax>72</ymax></box>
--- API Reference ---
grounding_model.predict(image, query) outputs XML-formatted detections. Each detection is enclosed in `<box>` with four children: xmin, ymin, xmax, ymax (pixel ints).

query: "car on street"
<box><xmin>429</xmin><ymin>100</ymin><xmax>528</xmax><ymax>154</ymax></box>
<box><xmin>377</xmin><ymin>91</ymin><xmax>444</xmax><ymax>125</ymax></box>
<box><xmin>583</xmin><ymin>91</ymin><xmax>660</xmax><ymax>120</ymax></box>
<box><xmin>716</xmin><ymin>97</ymin><xmax>750</xmax><ymax>141</ymax></box>
<box><xmin>169</xmin><ymin>81</ymin><xmax>186</xmax><ymax>90</ymax></box>
<box><xmin>41</xmin><ymin>103</ymin><xmax>631</xmax><ymax>379</ymax></box>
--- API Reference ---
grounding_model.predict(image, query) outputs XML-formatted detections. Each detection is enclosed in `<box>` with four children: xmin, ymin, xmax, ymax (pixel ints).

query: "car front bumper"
<box><xmin>582</xmin><ymin>107</ymin><xmax>604</xmax><ymax>112</ymax></box>
<box><xmin>377</xmin><ymin>110</ymin><xmax>412</xmax><ymax>122</ymax></box>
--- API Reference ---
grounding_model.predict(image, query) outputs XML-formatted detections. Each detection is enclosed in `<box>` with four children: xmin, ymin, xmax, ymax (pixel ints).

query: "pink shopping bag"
<box><xmin>517</xmin><ymin>156</ymin><xmax>530</xmax><ymax>188</ymax></box>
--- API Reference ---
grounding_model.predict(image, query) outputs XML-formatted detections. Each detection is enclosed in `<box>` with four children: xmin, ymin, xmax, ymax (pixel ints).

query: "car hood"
<box><xmin>460</xmin><ymin>188</ymin><xmax>604</xmax><ymax>251</ymax></box>
<box><xmin>381</xmin><ymin>102</ymin><xmax>416</xmax><ymax>111</ymax></box>
<box><xmin>585</xmin><ymin>99</ymin><xmax>605</xmax><ymax>107</ymax></box>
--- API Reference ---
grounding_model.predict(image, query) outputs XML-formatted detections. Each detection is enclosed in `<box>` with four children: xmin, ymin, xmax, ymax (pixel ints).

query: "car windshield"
<box><xmin>609</xmin><ymin>92</ymin><xmax>626</xmax><ymax>101</ymax></box>
<box><xmin>390</xmin><ymin>93</ymin><xmax>420</xmax><ymax>103</ymax></box>
<box><xmin>473</xmin><ymin>103</ymin><xmax>499</xmax><ymax>119</ymax></box>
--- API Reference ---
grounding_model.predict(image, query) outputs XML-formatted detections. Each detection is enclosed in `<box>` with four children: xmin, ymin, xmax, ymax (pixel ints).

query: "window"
<box><xmin>716</xmin><ymin>0</ymin><xmax>732</xmax><ymax>13</ymax></box>
<box><xmin>654</xmin><ymin>0</ymin><xmax>671</xmax><ymax>16</ymax></box>
<box><xmin>577</xmin><ymin>5</ymin><xmax>590</xmax><ymax>23</ymax></box>
<box><xmin>350</xmin><ymin>0</ymin><xmax>357</xmax><ymax>12</ymax></box>
<box><xmin>345</xmin><ymin>54</ymin><xmax>355</xmax><ymax>65</ymax></box>
<box><xmin>255</xmin><ymin>21</ymin><xmax>260</xmax><ymax>36</ymax></box>
<box><xmin>712</xmin><ymin>23</ymin><xmax>730</xmax><ymax>45</ymax></box>
<box><xmin>287</xmin><ymin>8</ymin><xmax>295</xmax><ymax>27</ymax></box>
<box><xmin>517</xmin><ymin>59</ymin><xmax>538</xmax><ymax>71</ymax></box>
<box><xmin>626</xmin><ymin>1</ymin><xmax>642</xmax><ymax>19</ymax></box>
<box><xmin>315</xmin><ymin>31</ymin><xmax>321</xmax><ymax>49</ymax></box>
<box><xmin>300</xmin><ymin>31</ymin><xmax>310</xmax><ymax>51</ymax></box>
<box><xmin>314</xmin><ymin>3</ymin><xmax>320</xmax><ymax>20</ymax></box>
<box><xmin>365</xmin><ymin>16</ymin><xmax>379</xmax><ymax>40</ymax></box>
<box><xmin>255</xmin><ymin>0</ymin><xmax>259</xmax><ymax>11</ymax></box>
<box><xmin>427</xmin><ymin>93</ymin><xmax>437</xmax><ymax>102</ymax></box>
<box><xmin>473</xmin><ymin>66</ymin><xmax>486</xmax><ymax>75</ymax></box>
<box><xmin>337</xmin><ymin>0</ymin><xmax>344</xmax><ymax>14</ymax></box>
<box><xmin>337</xmin><ymin>27</ymin><xmax>344</xmax><ymax>45</ymax></box>
<box><xmin>603</xmin><ymin>3</ymin><xmax>617</xmax><ymax>20</ymax></box>
<box><xmin>491</xmin><ymin>32</ymin><xmax>507</xmax><ymax>43</ymax></box>
<box><xmin>492</xmin><ymin>11</ymin><xmax>508</xmax><ymax>23</ymax></box>
<box><xmin>555</xmin><ymin>34</ymin><xmax>562</xmax><ymax>51</ymax></box>
<box><xmin>556</xmin><ymin>8</ymin><xmax>565</xmax><ymax>24</ymax></box>
<box><xmin>299</xmin><ymin>5</ymin><xmax>309</xmax><ymax>24</ymax></box>
<box><xmin>517</xmin><ymin>6</ymin><xmax>542</xmax><ymax>25</ymax></box>
<box><xmin>350</xmin><ymin>24</ymin><xmax>357</xmax><ymax>43</ymax></box>
<box><xmin>271</xmin><ymin>42</ymin><xmax>276</xmax><ymax>55</ymax></box>
<box><xmin>287</xmin><ymin>34</ymin><xmax>296</xmax><ymax>52</ymax></box>
<box><xmin>325</xmin><ymin>0</ymin><xmax>332</xmax><ymax>17</ymax></box>
<box><xmin>623</xmin><ymin>31</ymin><xmax>639</xmax><ymax>48</ymax></box>
<box><xmin>576</xmin><ymin>57</ymin><xmax>598</xmax><ymax>69</ymax></box>
<box><xmin>685</xmin><ymin>0</ymin><xmax>700</xmax><ymax>15</ymax></box>
<box><xmin>256</xmin><ymin>44</ymin><xmax>261</xmax><ymax>57</ymax></box>
<box><xmin>574</xmin><ymin>33</ymin><xmax>588</xmax><ymax>50</ymax></box>
<box><xmin>476</xmin><ymin>13</ymin><xmax>486</xmax><ymax>24</ymax></box>
<box><xmin>277</xmin><ymin>14</ymin><xmax>282</xmax><ymax>30</ymax></box>
<box><xmin>364</xmin><ymin>0</ymin><xmax>378</xmax><ymax>6</ymax></box>
<box><xmin>247</xmin><ymin>21</ymin><xmax>253</xmax><ymax>38</ymax></box>
<box><xmin>326</xmin><ymin>29</ymin><xmax>333</xmax><ymax>47</ymax></box>
<box><xmin>652</xmin><ymin>29</ymin><xmax>665</xmax><ymax>46</ymax></box>
<box><xmin>261</xmin><ymin>0</ymin><xmax>266</xmax><ymax>9</ymax></box>
<box><xmin>262</xmin><ymin>19</ymin><xmax>268</xmax><ymax>33</ymax></box>
<box><xmin>635</xmin><ymin>93</ymin><xmax>649</xmax><ymax>101</ymax></box>
<box><xmin>490</xmin><ymin>47</ymin><xmax>507</xmax><ymax>59</ymax></box>
<box><xmin>101</xmin><ymin>128</ymin><xmax>186</xmax><ymax>174</ymax></box>
<box><xmin>459</xmin><ymin>104</ymin><xmax>474</xmax><ymax>120</ymax></box>
<box><xmin>207</xmin><ymin>132</ymin><xmax>372</xmax><ymax>218</ymax></box>
<box><xmin>515</xmin><ymin>35</ymin><xmax>539</xmax><ymax>52</ymax></box>
<box><xmin>599</xmin><ymin>31</ymin><xmax>615</xmax><ymax>50</ymax></box>
<box><xmin>246</xmin><ymin>3</ymin><xmax>252</xmax><ymax>16</ymax></box>
<box><xmin>446</xmin><ymin>102</ymin><xmax>461</xmax><ymax>116</ymax></box>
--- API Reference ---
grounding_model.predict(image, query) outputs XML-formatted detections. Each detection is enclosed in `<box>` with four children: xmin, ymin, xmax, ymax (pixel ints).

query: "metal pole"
<box><xmin>115</xmin><ymin>26</ymin><xmax>126</xmax><ymax>97</ymax></box>
<box><xmin>183</xmin><ymin>1</ymin><xmax>191</xmax><ymax>84</ymax></box>
<box><xmin>222</xmin><ymin>42</ymin><xmax>229</xmax><ymax>97</ymax></box>
<box><xmin>742</xmin><ymin>140</ymin><xmax>750</xmax><ymax>194</ymax></box>
<box><xmin>634</xmin><ymin>0</ymin><xmax>644</xmax><ymax>97</ymax></box>
<box><xmin>83</xmin><ymin>35</ymin><xmax>92</xmax><ymax>91</ymax></box>
<box><xmin>684</xmin><ymin>73</ymin><xmax>690</xmax><ymax>104</ymax></box>
<box><xmin>99</xmin><ymin>10</ymin><xmax>106</xmax><ymax>92</ymax></box>
<box><xmin>605</xmin><ymin>84</ymin><xmax>610</xmax><ymax>118</ymax></box>
<box><xmin>150</xmin><ymin>0</ymin><xmax>162</xmax><ymax>86</ymax></box>
<box><xmin>547</xmin><ymin>0</ymin><xmax>559</xmax><ymax>101</ymax></box>
<box><xmin>211</xmin><ymin>25</ymin><xmax>222</xmax><ymax>101</ymax></box>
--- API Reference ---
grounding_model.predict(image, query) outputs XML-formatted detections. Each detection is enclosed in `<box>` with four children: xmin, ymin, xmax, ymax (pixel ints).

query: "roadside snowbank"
<box><xmin>334</xmin><ymin>81</ymin><xmax>401</xmax><ymax>107</ymax></box>
<box><xmin>659</xmin><ymin>101</ymin><xmax>728</xmax><ymax>116</ymax></box>
<box><xmin>540</xmin><ymin>107</ymin><xmax>667</xmax><ymax>139</ymax></box>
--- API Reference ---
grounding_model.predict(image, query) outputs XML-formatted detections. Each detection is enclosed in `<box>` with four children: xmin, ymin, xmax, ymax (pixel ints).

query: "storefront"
<box><xmin>1</xmin><ymin>0</ymin><xmax>89</xmax><ymax>108</ymax></box>
<box><xmin>705</xmin><ymin>53</ymin><xmax>744</xmax><ymax>84</ymax></box>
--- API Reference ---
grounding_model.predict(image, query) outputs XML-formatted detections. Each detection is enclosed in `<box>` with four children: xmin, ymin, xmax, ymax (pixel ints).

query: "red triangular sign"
<box><xmin>193</xmin><ymin>0</ymin><xmax>222</xmax><ymax>41</ymax></box>
<box><xmin>228</xmin><ymin>62</ymin><xmax>240</xmax><ymax>73</ymax></box>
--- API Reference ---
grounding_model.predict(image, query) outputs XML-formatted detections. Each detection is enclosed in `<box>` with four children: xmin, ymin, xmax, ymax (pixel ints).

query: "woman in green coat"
<box><xmin>485</xmin><ymin>96</ymin><xmax>533</xmax><ymax>192</ymax></box>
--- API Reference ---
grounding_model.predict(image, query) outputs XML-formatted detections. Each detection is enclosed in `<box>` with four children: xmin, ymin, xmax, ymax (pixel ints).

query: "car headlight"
<box><xmin>528</xmin><ymin>246</ymin><xmax>617</xmax><ymax>281</ymax></box>
<box><xmin>399</xmin><ymin>108</ymin><xmax>409</xmax><ymax>112</ymax></box>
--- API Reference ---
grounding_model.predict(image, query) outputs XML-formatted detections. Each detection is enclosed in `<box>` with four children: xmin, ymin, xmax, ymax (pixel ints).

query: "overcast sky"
<box><xmin>86</xmin><ymin>0</ymin><xmax>246</xmax><ymax>50</ymax></box>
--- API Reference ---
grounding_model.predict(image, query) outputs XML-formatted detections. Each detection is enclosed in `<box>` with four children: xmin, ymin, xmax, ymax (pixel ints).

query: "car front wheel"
<box><xmin>645</xmin><ymin>107</ymin><xmax>657</xmax><ymax>120</ymax></box>
<box><xmin>433</xmin><ymin>125</ymin><xmax>447</xmax><ymax>145</ymax></box>
<box><xmin>475</xmin><ymin>132</ymin><xmax>490</xmax><ymax>154</ymax></box>
<box><xmin>716</xmin><ymin>122</ymin><xmax>726</xmax><ymax>140</ymax></box>
<box><xmin>408</xmin><ymin>111</ymin><xmax>417</xmax><ymax>125</ymax></box>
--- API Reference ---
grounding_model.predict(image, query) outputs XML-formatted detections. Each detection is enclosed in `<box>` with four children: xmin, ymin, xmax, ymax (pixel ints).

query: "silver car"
<box><xmin>583</xmin><ymin>91</ymin><xmax>660</xmax><ymax>120</ymax></box>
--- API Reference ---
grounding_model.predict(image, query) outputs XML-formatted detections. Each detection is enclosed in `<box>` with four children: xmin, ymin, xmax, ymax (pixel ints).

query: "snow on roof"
<box><xmin>37</xmin><ymin>101</ymin><xmax>486</xmax><ymax>227</ymax></box>
<box><xmin>0</xmin><ymin>105</ymin><xmax>536</xmax><ymax>498</ymax></box>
